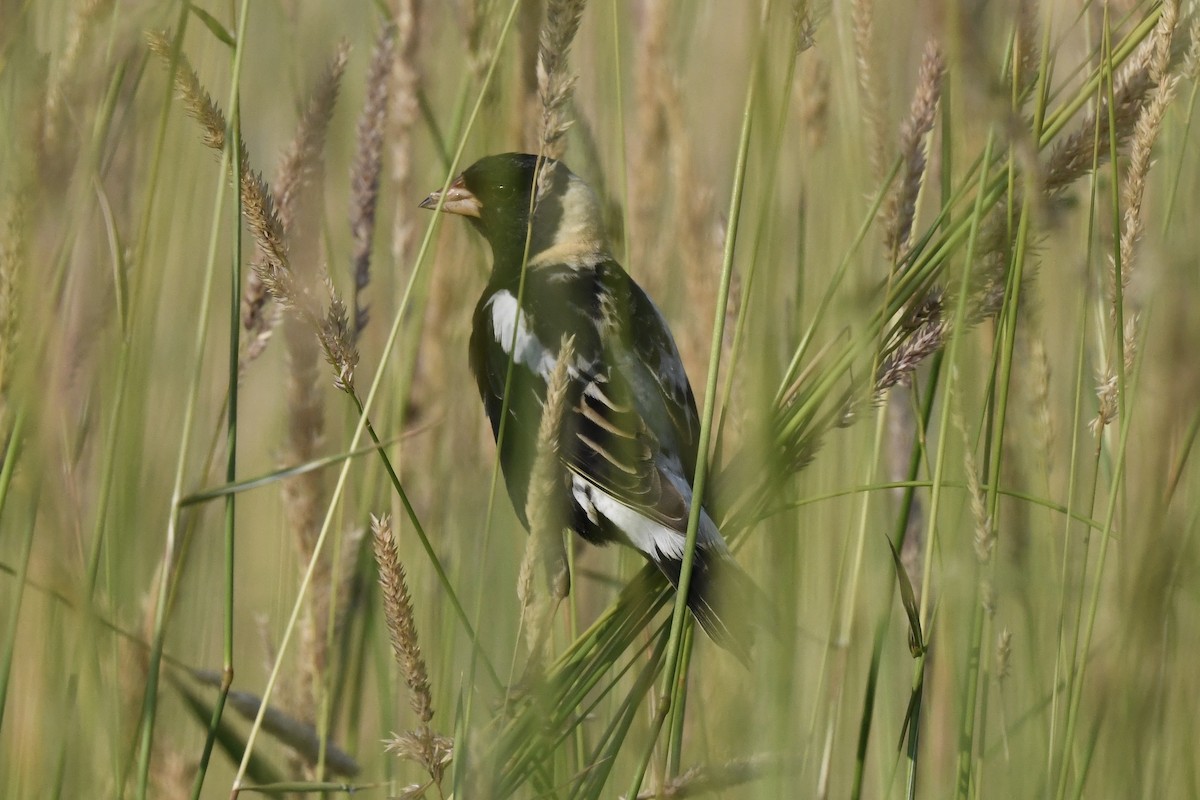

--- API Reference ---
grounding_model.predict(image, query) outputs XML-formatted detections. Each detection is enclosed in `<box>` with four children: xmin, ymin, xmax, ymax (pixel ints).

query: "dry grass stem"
<box><xmin>797</xmin><ymin>55</ymin><xmax>830</xmax><ymax>151</ymax></box>
<box><xmin>662</xmin><ymin>67</ymin><xmax>721</xmax><ymax>378</ymax></box>
<box><xmin>389</xmin><ymin>0</ymin><xmax>424</xmax><ymax>270</ymax></box>
<box><xmin>374</xmin><ymin>513</ymin><xmax>451</xmax><ymax>791</ymax></box>
<box><xmin>537</xmin><ymin>0</ymin><xmax>587</xmax><ymax>160</ymax></box>
<box><xmin>459</xmin><ymin>0</ymin><xmax>490</xmax><ymax>81</ymax></box>
<box><xmin>851</xmin><ymin>0</ymin><xmax>887</xmax><ymax>179</ymax></box>
<box><xmin>40</xmin><ymin>0</ymin><xmax>115</xmax><ymax>174</ymax></box>
<box><xmin>242</xmin><ymin>41</ymin><xmax>350</xmax><ymax>372</ymax></box>
<box><xmin>996</xmin><ymin>627</ymin><xmax>1013</xmax><ymax>681</ymax></box>
<box><xmin>150</xmin><ymin>748</ymin><xmax>196</xmax><ymax>800</ymax></box>
<box><xmin>875</xmin><ymin>291</ymin><xmax>946</xmax><ymax>395</ymax></box>
<box><xmin>351</xmin><ymin>25</ymin><xmax>397</xmax><ymax>338</ymax></box>
<box><xmin>371</xmin><ymin>515</ymin><xmax>434</xmax><ymax>726</ymax></box>
<box><xmin>1029</xmin><ymin>336</ymin><xmax>1054</xmax><ymax>476</ymax></box>
<box><xmin>520</xmin><ymin>335</ymin><xmax>575</xmax><ymax>658</ymax></box>
<box><xmin>188</xmin><ymin>670</ymin><xmax>361</xmax><ymax>776</ymax></box>
<box><xmin>246</xmin><ymin>42</ymin><xmax>354</xmax><ymax>729</ymax></box>
<box><xmin>1044</xmin><ymin>50</ymin><xmax>1157</xmax><ymax>194</ymax></box>
<box><xmin>1186</xmin><ymin>15</ymin><xmax>1200</xmax><ymax>79</ymax></box>
<box><xmin>385</xmin><ymin>730</ymin><xmax>454</xmax><ymax>791</ymax></box>
<box><xmin>1115</xmin><ymin>0</ymin><xmax>1181</xmax><ymax>366</ymax></box>
<box><xmin>1090</xmin><ymin>369</ymin><xmax>1118</xmax><ymax>436</ymax></box>
<box><xmin>149</xmin><ymin>31</ymin><xmax>301</xmax><ymax>324</ymax></box>
<box><xmin>629</xmin><ymin>0</ymin><xmax>670</xmax><ymax>284</ymax></box>
<box><xmin>0</xmin><ymin>196</ymin><xmax>26</xmax><ymax>408</ymax></box>
<box><xmin>316</xmin><ymin>277</ymin><xmax>359</xmax><ymax>392</ymax></box>
<box><xmin>275</xmin><ymin>42</ymin><xmax>351</xmax><ymax>235</ymax></box>
<box><xmin>1015</xmin><ymin>0</ymin><xmax>1041</xmax><ymax>93</ymax></box>
<box><xmin>882</xmin><ymin>40</ymin><xmax>944</xmax><ymax>264</ymax></box>
<box><xmin>952</xmin><ymin>388</ymin><xmax>992</xmax><ymax>563</ymax></box>
<box><xmin>628</xmin><ymin>752</ymin><xmax>799</xmax><ymax>799</ymax></box>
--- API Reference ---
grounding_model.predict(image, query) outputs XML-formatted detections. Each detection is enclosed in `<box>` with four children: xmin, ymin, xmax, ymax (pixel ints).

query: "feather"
<box><xmin>431</xmin><ymin>153</ymin><xmax>757</xmax><ymax>662</ymax></box>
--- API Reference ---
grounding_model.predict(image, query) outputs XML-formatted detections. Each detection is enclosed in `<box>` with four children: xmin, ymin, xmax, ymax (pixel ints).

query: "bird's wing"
<box><xmin>620</xmin><ymin>278</ymin><xmax>702</xmax><ymax>475</ymax></box>
<box><xmin>561</xmin><ymin>370</ymin><xmax>692</xmax><ymax>532</ymax></box>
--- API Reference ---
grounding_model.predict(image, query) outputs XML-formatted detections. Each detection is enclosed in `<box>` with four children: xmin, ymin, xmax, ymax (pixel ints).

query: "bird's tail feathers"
<box><xmin>654</xmin><ymin>548</ymin><xmax>758</xmax><ymax>668</ymax></box>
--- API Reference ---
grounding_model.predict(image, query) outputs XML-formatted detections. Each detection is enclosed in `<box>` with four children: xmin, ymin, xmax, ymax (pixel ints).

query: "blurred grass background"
<box><xmin>2</xmin><ymin>0</ymin><xmax>1199</xmax><ymax>797</ymax></box>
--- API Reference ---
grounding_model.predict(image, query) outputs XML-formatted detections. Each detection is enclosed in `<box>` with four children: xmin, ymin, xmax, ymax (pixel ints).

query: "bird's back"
<box><xmin>468</xmin><ymin>257</ymin><xmax>701</xmax><ymax>535</ymax></box>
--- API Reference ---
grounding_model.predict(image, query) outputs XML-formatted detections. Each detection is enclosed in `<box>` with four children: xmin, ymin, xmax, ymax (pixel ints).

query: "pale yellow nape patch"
<box><xmin>529</xmin><ymin>174</ymin><xmax>613</xmax><ymax>269</ymax></box>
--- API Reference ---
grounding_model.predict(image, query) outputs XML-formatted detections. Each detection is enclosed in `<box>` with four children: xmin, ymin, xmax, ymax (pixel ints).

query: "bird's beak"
<box><xmin>418</xmin><ymin>174</ymin><xmax>482</xmax><ymax>218</ymax></box>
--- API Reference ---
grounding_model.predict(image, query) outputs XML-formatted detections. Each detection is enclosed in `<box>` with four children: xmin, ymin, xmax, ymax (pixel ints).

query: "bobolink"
<box><xmin>421</xmin><ymin>153</ymin><xmax>753</xmax><ymax>661</ymax></box>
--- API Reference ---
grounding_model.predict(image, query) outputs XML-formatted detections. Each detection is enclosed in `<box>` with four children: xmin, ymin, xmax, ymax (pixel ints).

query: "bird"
<box><xmin>420</xmin><ymin>152</ymin><xmax>754</xmax><ymax>662</ymax></box>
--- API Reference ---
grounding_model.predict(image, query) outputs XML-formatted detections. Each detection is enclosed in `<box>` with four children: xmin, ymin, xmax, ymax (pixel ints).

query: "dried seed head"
<box><xmin>390</xmin><ymin>0</ymin><xmax>424</xmax><ymax>268</ymax></box>
<box><xmin>851</xmin><ymin>0</ymin><xmax>887</xmax><ymax>179</ymax></box>
<box><xmin>882</xmin><ymin>40</ymin><xmax>945</xmax><ymax>264</ymax></box>
<box><xmin>537</xmin><ymin>0</ymin><xmax>588</xmax><ymax>159</ymax></box>
<box><xmin>317</xmin><ymin>279</ymin><xmax>359</xmax><ymax>393</ymax></box>
<box><xmin>351</xmin><ymin>26</ymin><xmax>397</xmax><ymax>338</ymax></box>
<box><xmin>385</xmin><ymin>730</ymin><xmax>454</xmax><ymax>787</ymax></box>
<box><xmin>520</xmin><ymin>335</ymin><xmax>575</xmax><ymax>661</ymax></box>
<box><xmin>371</xmin><ymin>514</ymin><xmax>434</xmax><ymax>726</ymax></box>
<box><xmin>1091</xmin><ymin>369</ymin><xmax>1119</xmax><ymax>436</ymax></box>
<box><xmin>797</xmin><ymin>55</ymin><xmax>830</xmax><ymax>151</ymax></box>
<box><xmin>996</xmin><ymin>627</ymin><xmax>1013</xmax><ymax>681</ymax></box>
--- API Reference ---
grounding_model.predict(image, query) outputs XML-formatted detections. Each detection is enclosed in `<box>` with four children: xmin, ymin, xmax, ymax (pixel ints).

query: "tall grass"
<box><xmin>1</xmin><ymin>1</ymin><xmax>1199</xmax><ymax>798</ymax></box>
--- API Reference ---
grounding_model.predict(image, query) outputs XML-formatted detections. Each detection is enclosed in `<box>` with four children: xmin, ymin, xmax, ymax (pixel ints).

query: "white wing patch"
<box><xmin>488</xmin><ymin>290</ymin><xmax>557</xmax><ymax>378</ymax></box>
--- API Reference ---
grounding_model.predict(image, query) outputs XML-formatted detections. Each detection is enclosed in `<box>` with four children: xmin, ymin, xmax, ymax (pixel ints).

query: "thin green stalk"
<box><xmin>482</xmin><ymin>149</ymin><xmax>546</xmax><ymax>723</ymax></box>
<box><xmin>1053</xmin><ymin>25</ymin><xmax>1125</xmax><ymax>780</ymax></box>
<box><xmin>0</xmin><ymin>408</ymin><xmax>30</xmax><ymax>731</ymax></box>
<box><xmin>664</xmin><ymin>623</ymin><xmax>694</xmax><ymax>778</ymax></box>
<box><xmin>1103</xmin><ymin>9</ymin><xmax>1128</xmax><ymax>454</ymax></box>
<box><xmin>1036</xmin><ymin>7</ymin><xmax>1162</xmax><ymax>147</ymax></box>
<box><xmin>570</xmin><ymin>633</ymin><xmax>669</xmax><ymax>800</ymax></box>
<box><xmin>915</xmin><ymin>131</ymin><xmax>996</xmax><ymax>800</ymax></box>
<box><xmin>1046</xmin><ymin>13</ymin><xmax>1107</xmax><ymax>780</ymax></box>
<box><xmin>189</xmin><ymin>31</ymin><xmax>246</xmax><ymax>797</ymax></box>
<box><xmin>904</xmin><ymin>654</ymin><xmax>927</xmax><ymax>800</ymax></box>
<box><xmin>178</xmin><ymin>432</ymin><xmax>415</xmax><ymax>506</ymax></box>
<box><xmin>231</xmin><ymin>2</ymin><xmax>523</xmax><ymax>791</ymax></box>
<box><xmin>87</xmin><ymin>11</ymin><xmax>177</xmax><ymax>593</ymax></box>
<box><xmin>773</xmin><ymin>155</ymin><xmax>903</xmax><ymax>407</ymax></box>
<box><xmin>1054</xmin><ymin>9</ymin><xmax>1150</xmax><ymax>793</ymax></box>
<box><xmin>348</xmin><ymin>389</ymin><xmax>498</xmax><ymax>687</ymax></box>
<box><xmin>814</xmin><ymin>400</ymin><xmax>888</xmax><ymax>798</ymax></box>
<box><xmin>716</xmin><ymin>7</ymin><xmax>804</xmax><ymax>450</ymax></box>
<box><xmin>1045</xmin><ymin>273</ymin><xmax>1096</xmax><ymax>786</ymax></box>
<box><xmin>766</xmin><ymin>479</ymin><xmax>1106</xmax><ymax>534</ymax></box>
<box><xmin>1055</xmin><ymin>328</ymin><xmax>1147</xmax><ymax>800</ymax></box>
<box><xmin>1053</xmin><ymin>14</ymin><xmax>1124</xmax><ymax>793</ymax></box>
<box><xmin>624</xmin><ymin>5</ymin><xmax>767</xmax><ymax>797</ymax></box>
<box><xmin>849</xmin><ymin>353</ymin><xmax>942</xmax><ymax>800</ymax></box>
<box><xmin>956</xmin><ymin>180</ymin><xmax>1034</xmax><ymax>800</ymax></box>
<box><xmin>611</xmin><ymin>0</ymin><xmax>630</xmax><ymax>268</ymax></box>
<box><xmin>134</xmin><ymin>30</ymin><xmax>245</xmax><ymax>800</ymax></box>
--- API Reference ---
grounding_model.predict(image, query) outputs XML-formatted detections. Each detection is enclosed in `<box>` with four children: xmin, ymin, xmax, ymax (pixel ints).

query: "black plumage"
<box><xmin>421</xmin><ymin>153</ymin><xmax>754</xmax><ymax>661</ymax></box>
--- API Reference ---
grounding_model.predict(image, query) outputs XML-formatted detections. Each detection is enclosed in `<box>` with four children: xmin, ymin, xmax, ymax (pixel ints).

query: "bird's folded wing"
<box><xmin>560</xmin><ymin>371</ymin><xmax>692</xmax><ymax>534</ymax></box>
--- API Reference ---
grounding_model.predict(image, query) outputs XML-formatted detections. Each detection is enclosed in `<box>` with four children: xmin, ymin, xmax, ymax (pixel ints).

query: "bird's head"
<box><xmin>419</xmin><ymin>153</ymin><xmax>610</xmax><ymax>271</ymax></box>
